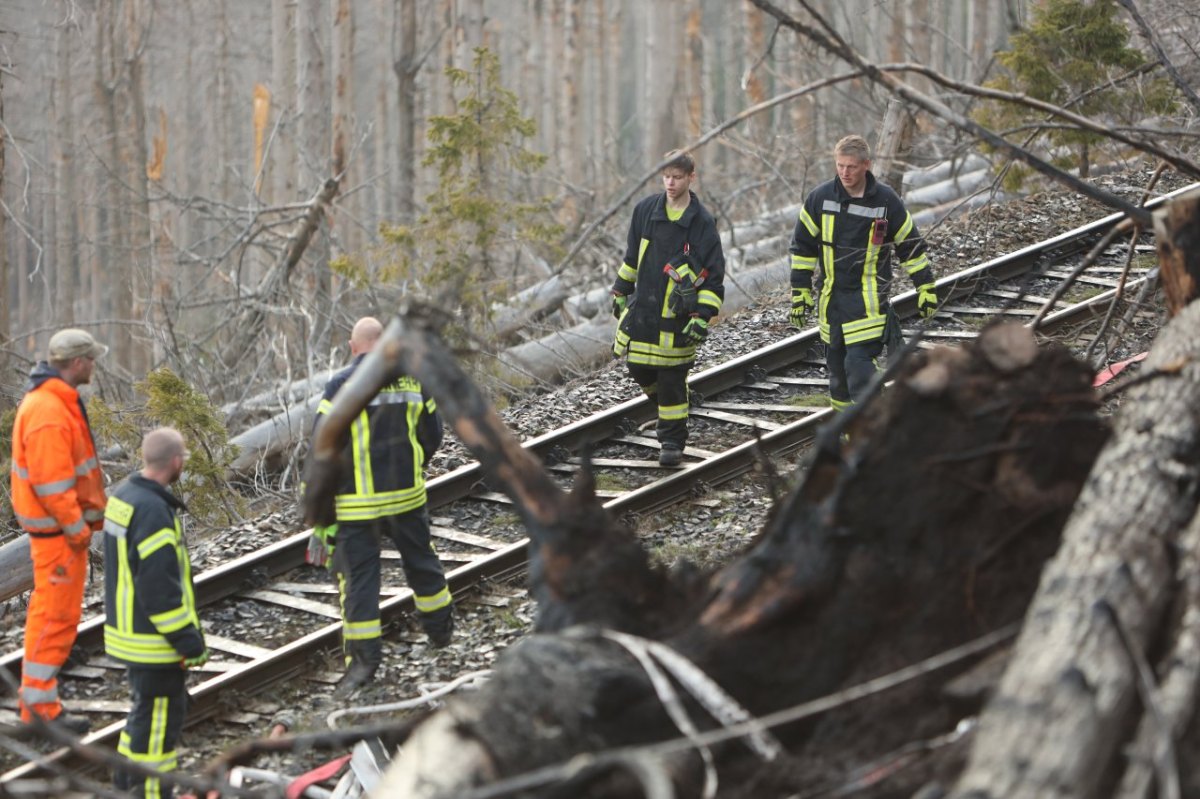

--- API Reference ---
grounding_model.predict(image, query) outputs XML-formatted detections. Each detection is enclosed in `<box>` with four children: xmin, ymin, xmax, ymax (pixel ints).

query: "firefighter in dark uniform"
<box><xmin>789</xmin><ymin>134</ymin><xmax>939</xmax><ymax>411</ymax></box>
<box><xmin>612</xmin><ymin>150</ymin><xmax>726</xmax><ymax>466</ymax></box>
<box><xmin>103</xmin><ymin>427</ymin><xmax>206</xmax><ymax>798</ymax></box>
<box><xmin>305</xmin><ymin>316</ymin><xmax>451</xmax><ymax>697</ymax></box>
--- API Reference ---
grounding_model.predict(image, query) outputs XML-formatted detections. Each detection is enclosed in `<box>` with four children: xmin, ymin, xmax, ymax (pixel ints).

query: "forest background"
<box><xmin>0</xmin><ymin>0</ymin><xmax>1196</xmax><ymax>525</ymax></box>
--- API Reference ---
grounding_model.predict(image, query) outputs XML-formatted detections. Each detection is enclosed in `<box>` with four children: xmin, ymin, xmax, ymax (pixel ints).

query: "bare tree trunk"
<box><xmin>124</xmin><ymin>0</ymin><xmax>154</xmax><ymax>373</ymax></box>
<box><xmin>742</xmin><ymin>0</ymin><xmax>769</xmax><ymax>153</ymax></box>
<box><xmin>54</xmin><ymin>18</ymin><xmax>78</xmax><ymax>324</ymax></box>
<box><xmin>95</xmin><ymin>0</ymin><xmax>127</xmax><ymax>367</ymax></box>
<box><xmin>0</xmin><ymin>67</ymin><xmax>8</xmax><ymax>357</ymax></box>
<box><xmin>556</xmin><ymin>0</ymin><xmax>581</xmax><ymax>226</ymax></box>
<box><xmin>271</xmin><ymin>0</ymin><xmax>298</xmax><ymax>205</ymax></box>
<box><xmin>970</xmin><ymin>0</ymin><xmax>992</xmax><ymax>81</ymax></box>
<box><xmin>394</xmin><ymin>0</ymin><xmax>418</xmax><ymax>225</ymax></box>
<box><xmin>684</xmin><ymin>4</ymin><xmax>704</xmax><ymax>141</ymax></box>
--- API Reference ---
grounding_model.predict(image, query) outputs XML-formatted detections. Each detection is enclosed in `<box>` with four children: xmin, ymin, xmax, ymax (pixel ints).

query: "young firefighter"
<box><xmin>611</xmin><ymin>150</ymin><xmax>726</xmax><ymax>466</ymax></box>
<box><xmin>104</xmin><ymin>427</ymin><xmax>207</xmax><ymax>798</ymax></box>
<box><xmin>788</xmin><ymin>134</ymin><xmax>938</xmax><ymax>410</ymax></box>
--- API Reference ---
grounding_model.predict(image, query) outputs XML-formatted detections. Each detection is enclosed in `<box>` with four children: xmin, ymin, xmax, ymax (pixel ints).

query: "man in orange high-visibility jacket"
<box><xmin>10</xmin><ymin>329</ymin><xmax>109</xmax><ymax>734</ymax></box>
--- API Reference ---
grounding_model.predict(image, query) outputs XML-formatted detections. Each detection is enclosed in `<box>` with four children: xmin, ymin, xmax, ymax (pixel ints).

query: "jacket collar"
<box><xmin>652</xmin><ymin>191</ymin><xmax>698</xmax><ymax>226</ymax></box>
<box><xmin>832</xmin><ymin>170</ymin><xmax>879</xmax><ymax>201</ymax></box>
<box><xmin>128</xmin><ymin>473</ymin><xmax>188</xmax><ymax>512</ymax></box>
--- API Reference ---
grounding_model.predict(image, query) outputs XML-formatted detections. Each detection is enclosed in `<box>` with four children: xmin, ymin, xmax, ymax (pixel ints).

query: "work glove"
<box><xmin>789</xmin><ymin>288</ymin><xmax>814</xmax><ymax>328</ymax></box>
<box><xmin>306</xmin><ymin>524</ymin><xmax>338</xmax><ymax>569</ymax></box>
<box><xmin>611</xmin><ymin>292</ymin><xmax>628</xmax><ymax>319</ymax></box>
<box><xmin>668</xmin><ymin>279</ymin><xmax>697</xmax><ymax>316</ymax></box>
<box><xmin>682</xmin><ymin>315</ymin><xmax>708</xmax><ymax>345</ymax></box>
<box><xmin>916</xmin><ymin>283</ymin><xmax>939</xmax><ymax>319</ymax></box>
<box><xmin>181</xmin><ymin>649</ymin><xmax>210</xmax><ymax>670</ymax></box>
<box><xmin>66</xmin><ymin>530</ymin><xmax>92</xmax><ymax>553</ymax></box>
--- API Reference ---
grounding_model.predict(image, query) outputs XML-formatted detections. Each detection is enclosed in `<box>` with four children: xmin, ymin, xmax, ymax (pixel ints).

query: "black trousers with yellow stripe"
<box><xmin>333</xmin><ymin>508</ymin><xmax>452</xmax><ymax>668</ymax></box>
<box><xmin>114</xmin><ymin>667</ymin><xmax>187</xmax><ymax>798</ymax></box>
<box><xmin>626</xmin><ymin>363</ymin><xmax>690</xmax><ymax>450</ymax></box>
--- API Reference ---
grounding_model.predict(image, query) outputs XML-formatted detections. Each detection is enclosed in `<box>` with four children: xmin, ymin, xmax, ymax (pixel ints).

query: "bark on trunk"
<box><xmin>303</xmin><ymin>314</ymin><xmax>1107</xmax><ymax>798</ymax></box>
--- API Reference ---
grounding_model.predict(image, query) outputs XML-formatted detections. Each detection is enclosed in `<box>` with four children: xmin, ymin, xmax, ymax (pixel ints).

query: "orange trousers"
<box><xmin>20</xmin><ymin>535</ymin><xmax>87</xmax><ymax>722</ymax></box>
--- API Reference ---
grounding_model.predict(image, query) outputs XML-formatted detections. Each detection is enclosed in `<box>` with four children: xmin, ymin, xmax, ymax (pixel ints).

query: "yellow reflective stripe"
<box><xmin>137</xmin><ymin>529</ymin><xmax>177</xmax><ymax>561</ymax></box>
<box><xmin>351</xmin><ymin>410</ymin><xmax>373</xmax><ymax>496</ymax></box>
<box><xmin>106</xmin><ymin>496</ymin><xmax>135</xmax><ymax>527</ymax></box>
<box><xmin>903</xmin><ymin>253</ymin><xmax>930</xmax><ymax>275</ymax></box>
<box><xmin>343</xmin><ymin>619</ymin><xmax>382</xmax><ymax>640</ymax></box>
<box><xmin>893</xmin><ymin>212</ymin><xmax>914</xmax><ymax>243</ymax></box>
<box><xmin>843</xmin><ymin>316</ymin><xmax>887</xmax><ymax>345</ymax></box>
<box><xmin>798</xmin><ymin>206</ymin><xmax>819</xmax><ymax>237</ymax></box>
<box><xmin>658</xmin><ymin>402</ymin><xmax>689</xmax><ymax>421</ymax></box>
<box><xmin>335</xmin><ymin>485</ymin><xmax>426</xmax><ymax>509</ymax></box>
<box><xmin>790</xmin><ymin>253</ymin><xmax>817</xmax><ymax>272</ymax></box>
<box><xmin>863</xmin><ymin>231</ymin><xmax>881</xmax><ymax>318</ymax></box>
<box><xmin>617</xmin><ymin>263</ymin><xmax>637</xmax><ymax>282</ymax></box>
<box><xmin>32</xmin><ymin>477</ymin><xmax>76</xmax><ymax>497</ymax></box>
<box><xmin>698</xmin><ymin>289</ymin><xmax>721</xmax><ymax>313</ymax></box>
<box><xmin>831</xmin><ymin>397</ymin><xmax>854</xmax><ymax>412</ymax></box>
<box><xmin>415</xmin><ymin>586</ymin><xmax>452</xmax><ymax>613</ymax></box>
<box><xmin>425</xmin><ymin>397</ymin><xmax>437</xmax><ymax>414</ymax></box>
<box><xmin>820</xmin><ymin>213</ymin><xmax>835</xmax><ymax>320</ymax></box>
<box><xmin>117</xmin><ymin>538</ymin><xmax>133</xmax><ymax>639</ymax></box>
<box><xmin>636</xmin><ymin>238</ymin><xmax>650</xmax><ymax>267</ymax></box>
<box><xmin>149</xmin><ymin>606</ymin><xmax>193</xmax><ymax>634</ymax></box>
<box><xmin>104</xmin><ymin>626</ymin><xmax>182</xmax><ymax>664</ymax></box>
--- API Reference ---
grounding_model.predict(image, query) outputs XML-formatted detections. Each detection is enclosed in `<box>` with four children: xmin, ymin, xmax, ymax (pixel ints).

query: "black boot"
<box><xmin>423</xmin><ymin>608</ymin><xmax>455</xmax><ymax>649</ymax></box>
<box><xmin>332</xmin><ymin>659</ymin><xmax>377</xmax><ymax>699</ymax></box>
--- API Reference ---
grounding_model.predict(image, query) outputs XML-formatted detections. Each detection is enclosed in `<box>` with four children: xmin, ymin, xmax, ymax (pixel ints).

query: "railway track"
<box><xmin>1</xmin><ymin>186</ymin><xmax>1189</xmax><ymax>784</ymax></box>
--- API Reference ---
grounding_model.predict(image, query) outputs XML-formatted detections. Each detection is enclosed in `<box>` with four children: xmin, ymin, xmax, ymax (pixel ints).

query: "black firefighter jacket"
<box><xmin>612</xmin><ymin>191</ymin><xmax>726</xmax><ymax>368</ymax></box>
<box><xmin>789</xmin><ymin>171</ymin><xmax>934</xmax><ymax>345</ymax></box>
<box><xmin>103</xmin><ymin>474</ymin><xmax>204</xmax><ymax>667</ymax></box>
<box><xmin>314</xmin><ymin>354</ymin><xmax>443</xmax><ymax>523</ymax></box>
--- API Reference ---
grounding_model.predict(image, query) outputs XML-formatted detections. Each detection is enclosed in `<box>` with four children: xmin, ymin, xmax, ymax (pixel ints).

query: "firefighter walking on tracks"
<box><xmin>787</xmin><ymin>135</ymin><xmax>939</xmax><ymax>411</ymax></box>
<box><xmin>104</xmin><ymin>427</ymin><xmax>206</xmax><ymax>798</ymax></box>
<box><xmin>10</xmin><ymin>328</ymin><xmax>109</xmax><ymax>734</ymax></box>
<box><xmin>305</xmin><ymin>316</ymin><xmax>453</xmax><ymax>697</ymax></box>
<box><xmin>611</xmin><ymin>149</ymin><xmax>726</xmax><ymax>466</ymax></box>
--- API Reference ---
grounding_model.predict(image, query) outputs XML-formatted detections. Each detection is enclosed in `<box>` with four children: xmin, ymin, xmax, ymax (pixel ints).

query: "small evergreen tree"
<box><xmin>90</xmin><ymin>368</ymin><xmax>245</xmax><ymax>531</ymax></box>
<box><xmin>333</xmin><ymin>47</ymin><xmax>563</xmax><ymax>349</ymax></box>
<box><xmin>976</xmin><ymin>0</ymin><xmax>1175</xmax><ymax>182</ymax></box>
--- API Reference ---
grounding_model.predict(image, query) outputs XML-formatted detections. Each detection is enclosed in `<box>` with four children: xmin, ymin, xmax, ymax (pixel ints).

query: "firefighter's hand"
<box><xmin>611</xmin><ymin>293</ymin><xmax>628</xmax><ymax>319</ymax></box>
<box><xmin>789</xmin><ymin>288</ymin><xmax>814</xmax><ymax>328</ymax></box>
<box><xmin>182</xmin><ymin>650</ymin><xmax>210</xmax><ymax>669</ymax></box>
<box><xmin>306</xmin><ymin>524</ymin><xmax>338</xmax><ymax>569</ymax></box>
<box><xmin>916</xmin><ymin>283</ymin><xmax>938</xmax><ymax>319</ymax></box>
<box><xmin>66</xmin><ymin>530</ymin><xmax>92</xmax><ymax>553</ymax></box>
<box><xmin>682</xmin><ymin>315</ymin><xmax>708</xmax><ymax>345</ymax></box>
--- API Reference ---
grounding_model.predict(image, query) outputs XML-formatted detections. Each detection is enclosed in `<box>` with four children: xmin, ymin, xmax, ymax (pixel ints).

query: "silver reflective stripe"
<box><xmin>821</xmin><ymin>200</ymin><xmax>841</xmax><ymax>213</ymax></box>
<box><xmin>62</xmin><ymin>519</ymin><xmax>86</xmax><ymax>535</ymax></box>
<box><xmin>846</xmin><ymin>203</ymin><xmax>884</xmax><ymax>218</ymax></box>
<box><xmin>15</xmin><ymin>513</ymin><xmax>58</xmax><ymax>531</ymax></box>
<box><xmin>368</xmin><ymin>391</ymin><xmax>423</xmax><ymax>406</ymax></box>
<box><xmin>32</xmin><ymin>477</ymin><xmax>76</xmax><ymax>497</ymax></box>
<box><xmin>19</xmin><ymin>686</ymin><xmax>58</xmax><ymax>704</ymax></box>
<box><xmin>12</xmin><ymin>465</ymin><xmax>29</xmax><ymax>479</ymax></box>
<box><xmin>75</xmin><ymin>457</ymin><xmax>98</xmax><ymax>475</ymax></box>
<box><xmin>104</xmin><ymin>520</ymin><xmax>129</xmax><ymax>538</ymax></box>
<box><xmin>83</xmin><ymin>508</ymin><xmax>105</xmax><ymax>522</ymax></box>
<box><xmin>23</xmin><ymin>660</ymin><xmax>60</xmax><ymax>680</ymax></box>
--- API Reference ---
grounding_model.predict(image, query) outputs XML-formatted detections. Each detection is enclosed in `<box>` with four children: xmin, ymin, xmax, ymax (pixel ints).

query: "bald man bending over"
<box><xmin>305</xmin><ymin>316</ymin><xmax>452</xmax><ymax>698</ymax></box>
<box><xmin>104</xmin><ymin>427</ymin><xmax>207</xmax><ymax>797</ymax></box>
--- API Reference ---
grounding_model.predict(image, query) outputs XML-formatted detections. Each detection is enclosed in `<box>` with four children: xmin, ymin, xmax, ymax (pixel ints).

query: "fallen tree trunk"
<box><xmin>948</xmin><ymin>187</ymin><xmax>1200</xmax><ymax>799</ymax></box>
<box><xmin>298</xmin><ymin>315</ymin><xmax>1106</xmax><ymax>798</ymax></box>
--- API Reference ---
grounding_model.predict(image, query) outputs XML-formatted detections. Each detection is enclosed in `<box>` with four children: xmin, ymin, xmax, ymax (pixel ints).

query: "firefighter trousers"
<box><xmin>114</xmin><ymin>666</ymin><xmax>188</xmax><ymax>799</ymax></box>
<box><xmin>332</xmin><ymin>509</ymin><xmax>453</xmax><ymax>668</ymax></box>
<box><xmin>20</xmin><ymin>533</ymin><xmax>87</xmax><ymax>722</ymax></box>
<box><xmin>825</xmin><ymin>322</ymin><xmax>883</xmax><ymax>410</ymax></box>
<box><xmin>626</xmin><ymin>363</ymin><xmax>690</xmax><ymax>449</ymax></box>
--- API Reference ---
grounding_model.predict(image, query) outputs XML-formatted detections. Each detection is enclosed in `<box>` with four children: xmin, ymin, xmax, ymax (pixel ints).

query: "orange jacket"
<box><xmin>10</xmin><ymin>366</ymin><xmax>106</xmax><ymax>538</ymax></box>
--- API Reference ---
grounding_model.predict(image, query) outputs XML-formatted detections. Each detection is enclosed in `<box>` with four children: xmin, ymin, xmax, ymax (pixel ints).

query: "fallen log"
<box><xmin>948</xmin><ymin>187</ymin><xmax>1200</xmax><ymax>799</ymax></box>
<box><xmin>301</xmin><ymin>314</ymin><xmax>1106</xmax><ymax>798</ymax></box>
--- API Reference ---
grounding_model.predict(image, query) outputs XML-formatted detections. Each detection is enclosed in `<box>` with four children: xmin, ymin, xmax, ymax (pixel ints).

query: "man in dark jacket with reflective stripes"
<box><xmin>611</xmin><ymin>150</ymin><xmax>725</xmax><ymax>466</ymax></box>
<box><xmin>788</xmin><ymin>135</ymin><xmax>938</xmax><ymax>411</ymax></box>
<box><xmin>104</xmin><ymin>427</ymin><xmax>205</xmax><ymax>798</ymax></box>
<box><xmin>307</xmin><ymin>316</ymin><xmax>451</xmax><ymax>697</ymax></box>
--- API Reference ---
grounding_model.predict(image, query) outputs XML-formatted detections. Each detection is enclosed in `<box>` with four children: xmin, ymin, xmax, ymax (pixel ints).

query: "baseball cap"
<box><xmin>48</xmin><ymin>328</ymin><xmax>109</xmax><ymax>361</ymax></box>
